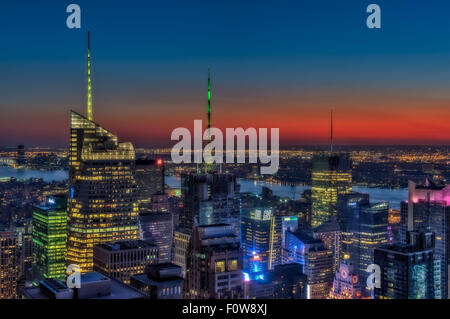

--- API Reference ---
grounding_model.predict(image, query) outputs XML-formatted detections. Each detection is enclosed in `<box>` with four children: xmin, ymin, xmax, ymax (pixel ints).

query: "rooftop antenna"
<box><xmin>330</xmin><ymin>109</ymin><xmax>334</xmax><ymax>153</ymax></box>
<box><xmin>87</xmin><ymin>30</ymin><xmax>93</xmax><ymax>121</ymax></box>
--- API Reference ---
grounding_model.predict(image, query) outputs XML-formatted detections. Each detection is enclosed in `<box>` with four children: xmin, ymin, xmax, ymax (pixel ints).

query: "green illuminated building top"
<box><xmin>32</xmin><ymin>195</ymin><xmax>67</xmax><ymax>281</ymax></box>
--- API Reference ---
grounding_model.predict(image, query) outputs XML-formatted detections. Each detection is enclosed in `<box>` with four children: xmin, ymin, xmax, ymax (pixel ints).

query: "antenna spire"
<box><xmin>330</xmin><ymin>109</ymin><xmax>334</xmax><ymax>153</ymax></box>
<box><xmin>87</xmin><ymin>30</ymin><xmax>93</xmax><ymax>121</ymax></box>
<box><xmin>207</xmin><ymin>67</ymin><xmax>211</xmax><ymax>137</ymax></box>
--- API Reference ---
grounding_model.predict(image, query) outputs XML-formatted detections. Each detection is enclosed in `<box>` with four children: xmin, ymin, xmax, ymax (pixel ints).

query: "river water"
<box><xmin>0</xmin><ymin>168</ymin><xmax>407</xmax><ymax>209</ymax></box>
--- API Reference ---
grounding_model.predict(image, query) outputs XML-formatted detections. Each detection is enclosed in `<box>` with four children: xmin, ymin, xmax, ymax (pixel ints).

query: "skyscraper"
<box><xmin>284</xmin><ymin>230</ymin><xmax>334</xmax><ymax>299</ymax></box>
<box><xmin>241</xmin><ymin>207</ymin><xmax>282</xmax><ymax>275</ymax></box>
<box><xmin>135</xmin><ymin>158</ymin><xmax>165</xmax><ymax>212</ymax></box>
<box><xmin>311</xmin><ymin>152</ymin><xmax>352</xmax><ymax>228</ymax></box>
<box><xmin>311</xmin><ymin>111</ymin><xmax>352</xmax><ymax>228</ymax></box>
<box><xmin>184</xmin><ymin>224</ymin><xmax>243</xmax><ymax>299</ymax></box>
<box><xmin>180</xmin><ymin>173</ymin><xmax>240</xmax><ymax>234</ymax></box>
<box><xmin>328</xmin><ymin>263</ymin><xmax>362</xmax><ymax>299</ymax></box>
<box><xmin>400</xmin><ymin>179</ymin><xmax>450</xmax><ymax>298</ymax></box>
<box><xmin>0</xmin><ymin>230</ymin><xmax>19</xmax><ymax>299</ymax></box>
<box><xmin>338</xmin><ymin>193</ymin><xmax>389</xmax><ymax>296</ymax></box>
<box><xmin>374</xmin><ymin>230</ymin><xmax>441</xmax><ymax>299</ymax></box>
<box><xmin>139</xmin><ymin>211</ymin><xmax>173</xmax><ymax>263</ymax></box>
<box><xmin>32</xmin><ymin>195</ymin><xmax>67</xmax><ymax>281</ymax></box>
<box><xmin>66</xmin><ymin>32</ymin><xmax>139</xmax><ymax>272</ymax></box>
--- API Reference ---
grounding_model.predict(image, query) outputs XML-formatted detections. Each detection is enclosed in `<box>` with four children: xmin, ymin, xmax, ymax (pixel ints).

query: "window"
<box><xmin>215</xmin><ymin>260</ymin><xmax>225</xmax><ymax>273</ymax></box>
<box><xmin>228</xmin><ymin>259</ymin><xmax>238</xmax><ymax>271</ymax></box>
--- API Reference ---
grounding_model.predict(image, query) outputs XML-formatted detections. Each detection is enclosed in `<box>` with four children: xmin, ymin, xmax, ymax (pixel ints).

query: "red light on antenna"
<box><xmin>157</xmin><ymin>159</ymin><xmax>163</xmax><ymax>166</ymax></box>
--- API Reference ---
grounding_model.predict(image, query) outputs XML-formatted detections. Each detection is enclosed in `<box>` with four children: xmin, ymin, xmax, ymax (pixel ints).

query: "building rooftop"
<box><xmin>96</xmin><ymin>240</ymin><xmax>157</xmax><ymax>251</ymax></box>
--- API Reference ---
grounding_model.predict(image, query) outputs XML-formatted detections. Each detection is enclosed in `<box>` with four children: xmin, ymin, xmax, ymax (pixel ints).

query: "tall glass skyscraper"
<box><xmin>311</xmin><ymin>153</ymin><xmax>352</xmax><ymax>228</ymax></box>
<box><xmin>32</xmin><ymin>195</ymin><xmax>67</xmax><ymax>281</ymax></box>
<box><xmin>66</xmin><ymin>111</ymin><xmax>139</xmax><ymax>272</ymax></box>
<box><xmin>241</xmin><ymin>207</ymin><xmax>281</xmax><ymax>275</ymax></box>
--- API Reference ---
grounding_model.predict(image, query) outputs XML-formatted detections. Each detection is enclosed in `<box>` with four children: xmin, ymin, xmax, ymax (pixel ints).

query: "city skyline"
<box><xmin>1</xmin><ymin>1</ymin><xmax>450</xmax><ymax>147</ymax></box>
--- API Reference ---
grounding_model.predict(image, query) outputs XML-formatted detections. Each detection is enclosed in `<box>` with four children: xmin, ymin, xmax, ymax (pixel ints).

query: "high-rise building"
<box><xmin>93</xmin><ymin>240</ymin><xmax>159</xmax><ymax>284</ymax></box>
<box><xmin>139</xmin><ymin>211</ymin><xmax>173</xmax><ymax>263</ymax></box>
<box><xmin>328</xmin><ymin>263</ymin><xmax>362</xmax><ymax>299</ymax></box>
<box><xmin>180</xmin><ymin>173</ymin><xmax>240</xmax><ymax>235</ymax></box>
<box><xmin>67</xmin><ymin>111</ymin><xmax>139</xmax><ymax>273</ymax></box>
<box><xmin>241</xmin><ymin>207</ymin><xmax>282</xmax><ymax>275</ymax></box>
<box><xmin>16</xmin><ymin>144</ymin><xmax>26</xmax><ymax>167</ymax></box>
<box><xmin>374</xmin><ymin>230</ymin><xmax>441</xmax><ymax>299</ymax></box>
<box><xmin>135</xmin><ymin>158</ymin><xmax>164</xmax><ymax>212</ymax></box>
<box><xmin>32</xmin><ymin>195</ymin><xmax>67</xmax><ymax>281</ymax></box>
<box><xmin>12</xmin><ymin>219</ymin><xmax>33</xmax><ymax>283</ymax></box>
<box><xmin>184</xmin><ymin>224</ymin><xmax>243</xmax><ymax>299</ymax></box>
<box><xmin>130</xmin><ymin>263</ymin><xmax>184</xmax><ymax>299</ymax></box>
<box><xmin>400</xmin><ymin>179</ymin><xmax>450</xmax><ymax>298</ymax></box>
<box><xmin>311</xmin><ymin>152</ymin><xmax>352</xmax><ymax>228</ymax></box>
<box><xmin>66</xmin><ymin>32</ymin><xmax>139</xmax><ymax>273</ymax></box>
<box><xmin>0</xmin><ymin>230</ymin><xmax>19</xmax><ymax>299</ymax></box>
<box><xmin>172</xmin><ymin>230</ymin><xmax>191</xmax><ymax>277</ymax></box>
<box><xmin>284</xmin><ymin>230</ymin><xmax>334</xmax><ymax>299</ymax></box>
<box><xmin>313</xmin><ymin>216</ymin><xmax>341</xmax><ymax>275</ymax></box>
<box><xmin>338</xmin><ymin>193</ymin><xmax>388</xmax><ymax>296</ymax></box>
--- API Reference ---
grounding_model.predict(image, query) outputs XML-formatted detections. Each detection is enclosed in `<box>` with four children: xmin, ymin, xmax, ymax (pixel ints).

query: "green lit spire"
<box><xmin>87</xmin><ymin>31</ymin><xmax>93</xmax><ymax>121</ymax></box>
<box><xmin>207</xmin><ymin>67</ymin><xmax>211</xmax><ymax>139</ymax></box>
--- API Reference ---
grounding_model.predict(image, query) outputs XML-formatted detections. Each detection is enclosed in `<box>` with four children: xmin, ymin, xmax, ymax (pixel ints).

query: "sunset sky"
<box><xmin>1</xmin><ymin>0</ymin><xmax>450</xmax><ymax>147</ymax></box>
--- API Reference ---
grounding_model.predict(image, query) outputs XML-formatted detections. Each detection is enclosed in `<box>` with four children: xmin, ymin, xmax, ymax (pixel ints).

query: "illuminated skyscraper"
<box><xmin>32</xmin><ymin>195</ymin><xmax>67</xmax><ymax>281</ymax></box>
<box><xmin>284</xmin><ymin>230</ymin><xmax>334</xmax><ymax>299</ymax></box>
<box><xmin>66</xmin><ymin>111</ymin><xmax>139</xmax><ymax>272</ymax></box>
<box><xmin>66</xmin><ymin>32</ymin><xmax>138</xmax><ymax>272</ymax></box>
<box><xmin>338</xmin><ymin>193</ymin><xmax>388</xmax><ymax>297</ymax></box>
<box><xmin>374</xmin><ymin>230</ymin><xmax>441</xmax><ymax>299</ymax></box>
<box><xmin>311</xmin><ymin>152</ymin><xmax>352</xmax><ymax>228</ymax></box>
<box><xmin>0</xmin><ymin>230</ymin><xmax>19</xmax><ymax>299</ymax></box>
<box><xmin>241</xmin><ymin>208</ymin><xmax>282</xmax><ymax>275</ymax></box>
<box><xmin>400</xmin><ymin>179</ymin><xmax>450</xmax><ymax>298</ymax></box>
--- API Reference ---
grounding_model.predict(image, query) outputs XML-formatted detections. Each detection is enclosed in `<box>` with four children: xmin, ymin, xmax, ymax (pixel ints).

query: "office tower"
<box><xmin>180</xmin><ymin>173</ymin><xmax>240</xmax><ymax>234</ymax></box>
<box><xmin>21</xmin><ymin>272</ymin><xmax>146</xmax><ymax>299</ymax></box>
<box><xmin>374</xmin><ymin>230</ymin><xmax>441</xmax><ymax>299</ymax></box>
<box><xmin>172</xmin><ymin>230</ymin><xmax>191</xmax><ymax>277</ymax></box>
<box><xmin>400</xmin><ymin>179</ymin><xmax>450</xmax><ymax>298</ymax></box>
<box><xmin>184</xmin><ymin>224</ymin><xmax>243</xmax><ymax>299</ymax></box>
<box><xmin>93</xmin><ymin>240</ymin><xmax>159</xmax><ymax>284</ymax></box>
<box><xmin>338</xmin><ymin>194</ymin><xmax>388</xmax><ymax>296</ymax></box>
<box><xmin>139</xmin><ymin>211</ymin><xmax>173</xmax><ymax>263</ymax></box>
<box><xmin>67</xmin><ymin>111</ymin><xmax>139</xmax><ymax>272</ymax></box>
<box><xmin>284</xmin><ymin>230</ymin><xmax>333</xmax><ymax>299</ymax></box>
<box><xmin>16</xmin><ymin>144</ymin><xmax>26</xmax><ymax>167</ymax></box>
<box><xmin>0</xmin><ymin>231</ymin><xmax>19</xmax><ymax>299</ymax></box>
<box><xmin>313</xmin><ymin>216</ymin><xmax>341</xmax><ymax>275</ymax></box>
<box><xmin>271</xmin><ymin>263</ymin><xmax>307</xmax><ymax>299</ymax></box>
<box><xmin>12</xmin><ymin>219</ymin><xmax>33</xmax><ymax>282</ymax></box>
<box><xmin>328</xmin><ymin>263</ymin><xmax>362</xmax><ymax>299</ymax></box>
<box><xmin>311</xmin><ymin>152</ymin><xmax>352</xmax><ymax>228</ymax></box>
<box><xmin>130</xmin><ymin>263</ymin><xmax>184</xmax><ymax>299</ymax></box>
<box><xmin>135</xmin><ymin>158</ymin><xmax>165</xmax><ymax>212</ymax></box>
<box><xmin>32</xmin><ymin>195</ymin><xmax>67</xmax><ymax>281</ymax></box>
<box><xmin>66</xmin><ymin>32</ymin><xmax>139</xmax><ymax>273</ymax></box>
<box><xmin>241</xmin><ymin>207</ymin><xmax>282</xmax><ymax>275</ymax></box>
